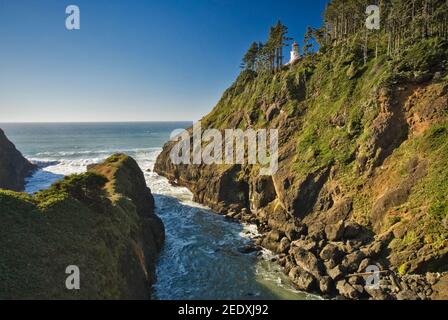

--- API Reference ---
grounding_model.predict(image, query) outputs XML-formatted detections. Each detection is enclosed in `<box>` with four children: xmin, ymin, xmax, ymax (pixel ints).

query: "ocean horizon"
<box><xmin>0</xmin><ymin>121</ymin><xmax>315</xmax><ymax>300</ymax></box>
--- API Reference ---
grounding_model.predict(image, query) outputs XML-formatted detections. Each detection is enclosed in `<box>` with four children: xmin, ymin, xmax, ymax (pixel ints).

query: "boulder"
<box><xmin>289</xmin><ymin>267</ymin><xmax>316</xmax><ymax>291</ymax></box>
<box><xmin>278</xmin><ymin>237</ymin><xmax>291</xmax><ymax>254</ymax></box>
<box><xmin>324</xmin><ymin>259</ymin><xmax>337</xmax><ymax>271</ymax></box>
<box><xmin>341</xmin><ymin>251</ymin><xmax>366</xmax><ymax>273</ymax></box>
<box><xmin>336</xmin><ymin>280</ymin><xmax>361</xmax><ymax>299</ymax></box>
<box><xmin>365</xmin><ymin>287</ymin><xmax>394</xmax><ymax>300</ymax></box>
<box><xmin>325</xmin><ymin>221</ymin><xmax>345</xmax><ymax>241</ymax></box>
<box><xmin>343</xmin><ymin>222</ymin><xmax>363</xmax><ymax>239</ymax></box>
<box><xmin>357</xmin><ymin>258</ymin><xmax>372</xmax><ymax>273</ymax></box>
<box><xmin>291</xmin><ymin>238</ymin><xmax>318</xmax><ymax>254</ymax></box>
<box><xmin>238</xmin><ymin>244</ymin><xmax>260</xmax><ymax>254</ymax></box>
<box><xmin>285</xmin><ymin>223</ymin><xmax>307</xmax><ymax>241</ymax></box>
<box><xmin>290</xmin><ymin>247</ymin><xmax>324</xmax><ymax>278</ymax></box>
<box><xmin>327</xmin><ymin>265</ymin><xmax>345</xmax><ymax>281</ymax></box>
<box><xmin>397</xmin><ymin>290</ymin><xmax>420</xmax><ymax>300</ymax></box>
<box><xmin>319</xmin><ymin>243</ymin><xmax>343</xmax><ymax>263</ymax></box>
<box><xmin>319</xmin><ymin>276</ymin><xmax>334</xmax><ymax>295</ymax></box>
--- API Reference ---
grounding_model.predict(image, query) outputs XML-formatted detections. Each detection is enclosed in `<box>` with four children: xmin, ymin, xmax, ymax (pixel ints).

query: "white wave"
<box><xmin>33</xmin><ymin>147</ymin><xmax>161</xmax><ymax>158</ymax></box>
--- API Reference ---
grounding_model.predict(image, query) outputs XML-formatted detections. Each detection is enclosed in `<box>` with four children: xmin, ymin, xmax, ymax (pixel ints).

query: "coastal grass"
<box><xmin>0</xmin><ymin>154</ymin><xmax>144</xmax><ymax>299</ymax></box>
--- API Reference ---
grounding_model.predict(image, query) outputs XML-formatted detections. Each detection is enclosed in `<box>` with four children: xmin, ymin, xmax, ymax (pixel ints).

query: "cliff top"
<box><xmin>0</xmin><ymin>154</ymin><xmax>160</xmax><ymax>299</ymax></box>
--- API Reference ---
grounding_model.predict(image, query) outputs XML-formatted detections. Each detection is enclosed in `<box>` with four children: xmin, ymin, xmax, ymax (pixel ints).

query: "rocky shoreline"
<box><xmin>225</xmin><ymin>209</ymin><xmax>447</xmax><ymax>300</ymax></box>
<box><xmin>153</xmin><ymin>39</ymin><xmax>448</xmax><ymax>300</ymax></box>
<box><xmin>154</xmin><ymin>154</ymin><xmax>447</xmax><ymax>300</ymax></box>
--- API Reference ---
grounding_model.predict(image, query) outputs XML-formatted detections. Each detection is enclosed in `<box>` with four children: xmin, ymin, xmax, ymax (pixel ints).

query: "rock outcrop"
<box><xmin>155</xmin><ymin>35</ymin><xmax>448</xmax><ymax>300</ymax></box>
<box><xmin>0</xmin><ymin>154</ymin><xmax>164</xmax><ymax>299</ymax></box>
<box><xmin>0</xmin><ymin>129</ymin><xmax>36</xmax><ymax>191</ymax></box>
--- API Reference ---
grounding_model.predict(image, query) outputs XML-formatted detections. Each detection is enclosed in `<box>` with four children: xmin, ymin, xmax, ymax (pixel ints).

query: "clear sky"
<box><xmin>0</xmin><ymin>0</ymin><xmax>328</xmax><ymax>122</ymax></box>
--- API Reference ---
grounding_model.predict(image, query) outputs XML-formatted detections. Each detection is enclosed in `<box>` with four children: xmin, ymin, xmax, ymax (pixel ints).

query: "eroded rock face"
<box><xmin>153</xmin><ymin>40</ymin><xmax>448</xmax><ymax>300</ymax></box>
<box><xmin>90</xmin><ymin>155</ymin><xmax>165</xmax><ymax>297</ymax></box>
<box><xmin>0</xmin><ymin>129</ymin><xmax>36</xmax><ymax>191</ymax></box>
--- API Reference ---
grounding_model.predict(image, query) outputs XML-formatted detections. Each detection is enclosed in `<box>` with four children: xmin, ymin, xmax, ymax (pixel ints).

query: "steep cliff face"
<box><xmin>155</xmin><ymin>38</ymin><xmax>448</xmax><ymax>299</ymax></box>
<box><xmin>0</xmin><ymin>129</ymin><xmax>36</xmax><ymax>191</ymax></box>
<box><xmin>0</xmin><ymin>154</ymin><xmax>164</xmax><ymax>299</ymax></box>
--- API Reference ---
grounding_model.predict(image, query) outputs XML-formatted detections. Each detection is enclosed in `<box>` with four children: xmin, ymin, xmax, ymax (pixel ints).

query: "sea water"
<box><xmin>1</xmin><ymin>122</ymin><xmax>319</xmax><ymax>300</ymax></box>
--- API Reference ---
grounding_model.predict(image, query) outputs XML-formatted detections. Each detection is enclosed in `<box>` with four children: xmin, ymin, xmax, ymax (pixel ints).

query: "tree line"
<box><xmin>241</xmin><ymin>0</ymin><xmax>448</xmax><ymax>72</ymax></box>
<box><xmin>323</xmin><ymin>0</ymin><xmax>448</xmax><ymax>57</ymax></box>
<box><xmin>241</xmin><ymin>21</ymin><xmax>292</xmax><ymax>73</ymax></box>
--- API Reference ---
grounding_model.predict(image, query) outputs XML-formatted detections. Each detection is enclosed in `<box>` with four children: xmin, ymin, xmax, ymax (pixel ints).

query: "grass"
<box><xmin>0</xmin><ymin>154</ymin><xmax>148</xmax><ymax>299</ymax></box>
<box><xmin>189</xmin><ymin>35</ymin><xmax>448</xmax><ymax>273</ymax></box>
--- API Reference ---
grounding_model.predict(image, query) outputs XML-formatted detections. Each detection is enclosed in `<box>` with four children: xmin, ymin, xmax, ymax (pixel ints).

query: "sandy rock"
<box><xmin>289</xmin><ymin>267</ymin><xmax>316</xmax><ymax>292</ymax></box>
<box><xmin>325</xmin><ymin>221</ymin><xmax>345</xmax><ymax>241</ymax></box>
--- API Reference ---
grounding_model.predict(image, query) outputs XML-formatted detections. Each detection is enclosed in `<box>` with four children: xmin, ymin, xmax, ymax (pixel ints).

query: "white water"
<box><xmin>24</xmin><ymin>148</ymin><xmax>319</xmax><ymax>300</ymax></box>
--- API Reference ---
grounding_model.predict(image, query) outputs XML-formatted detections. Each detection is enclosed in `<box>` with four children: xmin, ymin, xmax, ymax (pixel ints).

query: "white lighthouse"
<box><xmin>289</xmin><ymin>42</ymin><xmax>300</xmax><ymax>65</ymax></box>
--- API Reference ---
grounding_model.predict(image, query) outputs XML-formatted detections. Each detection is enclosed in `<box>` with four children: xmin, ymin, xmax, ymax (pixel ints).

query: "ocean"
<box><xmin>1</xmin><ymin>122</ymin><xmax>318</xmax><ymax>300</ymax></box>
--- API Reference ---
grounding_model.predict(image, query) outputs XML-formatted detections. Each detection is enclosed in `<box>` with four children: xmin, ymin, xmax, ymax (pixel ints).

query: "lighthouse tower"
<box><xmin>289</xmin><ymin>42</ymin><xmax>300</xmax><ymax>64</ymax></box>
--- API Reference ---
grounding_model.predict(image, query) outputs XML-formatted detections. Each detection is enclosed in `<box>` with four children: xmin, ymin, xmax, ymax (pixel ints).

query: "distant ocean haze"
<box><xmin>0</xmin><ymin>122</ymin><xmax>192</xmax><ymax>193</ymax></box>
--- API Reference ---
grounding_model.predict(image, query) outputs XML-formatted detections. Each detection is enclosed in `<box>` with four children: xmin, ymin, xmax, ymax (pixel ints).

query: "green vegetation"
<box><xmin>197</xmin><ymin>1</ymin><xmax>448</xmax><ymax>273</ymax></box>
<box><xmin>0</xmin><ymin>154</ymin><xmax>158</xmax><ymax>299</ymax></box>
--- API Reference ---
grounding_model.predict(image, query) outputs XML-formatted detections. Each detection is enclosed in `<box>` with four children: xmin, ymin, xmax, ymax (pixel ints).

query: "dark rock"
<box><xmin>318</xmin><ymin>239</ymin><xmax>327</xmax><ymax>249</ymax></box>
<box><xmin>343</xmin><ymin>222</ymin><xmax>363</xmax><ymax>239</ymax></box>
<box><xmin>0</xmin><ymin>128</ymin><xmax>37</xmax><ymax>191</ymax></box>
<box><xmin>319</xmin><ymin>243</ymin><xmax>343</xmax><ymax>263</ymax></box>
<box><xmin>307</xmin><ymin>227</ymin><xmax>326</xmax><ymax>242</ymax></box>
<box><xmin>283</xmin><ymin>255</ymin><xmax>296</xmax><ymax>275</ymax></box>
<box><xmin>238</xmin><ymin>244</ymin><xmax>260</xmax><ymax>254</ymax></box>
<box><xmin>250</xmin><ymin>176</ymin><xmax>277</xmax><ymax>211</ymax></box>
<box><xmin>285</xmin><ymin>223</ymin><xmax>307</xmax><ymax>241</ymax></box>
<box><xmin>278</xmin><ymin>237</ymin><xmax>291</xmax><ymax>254</ymax></box>
<box><xmin>341</xmin><ymin>251</ymin><xmax>366</xmax><ymax>273</ymax></box>
<box><xmin>352</xmin><ymin>284</ymin><xmax>365</xmax><ymax>295</ymax></box>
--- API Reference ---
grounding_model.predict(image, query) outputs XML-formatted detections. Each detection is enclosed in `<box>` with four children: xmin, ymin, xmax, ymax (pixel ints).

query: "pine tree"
<box><xmin>241</xmin><ymin>42</ymin><xmax>259</xmax><ymax>71</ymax></box>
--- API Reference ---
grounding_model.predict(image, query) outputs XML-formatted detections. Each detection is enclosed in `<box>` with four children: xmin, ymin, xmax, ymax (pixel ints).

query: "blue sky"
<box><xmin>0</xmin><ymin>0</ymin><xmax>328</xmax><ymax>122</ymax></box>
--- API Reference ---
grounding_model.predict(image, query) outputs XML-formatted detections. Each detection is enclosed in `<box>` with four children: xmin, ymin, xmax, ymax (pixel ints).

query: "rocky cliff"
<box><xmin>0</xmin><ymin>129</ymin><xmax>36</xmax><ymax>191</ymax></box>
<box><xmin>0</xmin><ymin>154</ymin><xmax>164</xmax><ymax>299</ymax></box>
<box><xmin>155</xmin><ymin>37</ymin><xmax>448</xmax><ymax>299</ymax></box>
